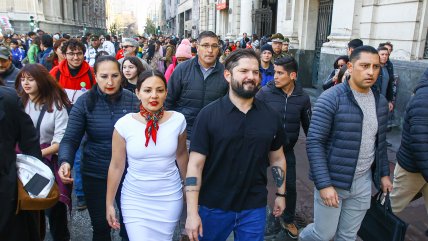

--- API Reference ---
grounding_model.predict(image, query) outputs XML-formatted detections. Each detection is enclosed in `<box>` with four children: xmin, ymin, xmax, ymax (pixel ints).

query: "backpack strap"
<box><xmin>87</xmin><ymin>69</ymin><xmax>95</xmax><ymax>86</ymax></box>
<box><xmin>55</xmin><ymin>69</ymin><xmax>61</xmax><ymax>81</ymax></box>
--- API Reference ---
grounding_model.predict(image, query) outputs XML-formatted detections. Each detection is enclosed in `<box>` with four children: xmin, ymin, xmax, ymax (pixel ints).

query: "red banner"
<box><xmin>216</xmin><ymin>0</ymin><xmax>228</xmax><ymax>10</ymax></box>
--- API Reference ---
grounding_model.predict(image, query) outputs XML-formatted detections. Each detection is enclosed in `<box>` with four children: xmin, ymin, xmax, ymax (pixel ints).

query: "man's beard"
<box><xmin>230</xmin><ymin>75</ymin><xmax>258</xmax><ymax>99</ymax></box>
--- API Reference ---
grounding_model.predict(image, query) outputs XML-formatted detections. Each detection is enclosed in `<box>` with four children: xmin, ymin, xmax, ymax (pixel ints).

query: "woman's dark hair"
<box><xmin>95</xmin><ymin>51</ymin><xmax>110</xmax><ymax>61</ymax></box>
<box><xmin>48</xmin><ymin>38</ymin><xmax>68</xmax><ymax>63</ymax></box>
<box><xmin>136</xmin><ymin>70</ymin><xmax>167</xmax><ymax>91</ymax></box>
<box><xmin>86</xmin><ymin>56</ymin><xmax>121</xmax><ymax>112</ymax></box>
<box><xmin>15</xmin><ymin>64</ymin><xmax>71</xmax><ymax>112</ymax></box>
<box><xmin>41</xmin><ymin>34</ymin><xmax>53</xmax><ymax>48</ymax></box>
<box><xmin>121</xmin><ymin>56</ymin><xmax>145</xmax><ymax>87</ymax></box>
<box><xmin>93</xmin><ymin>55</ymin><xmax>120</xmax><ymax>74</ymax></box>
<box><xmin>336</xmin><ymin>65</ymin><xmax>348</xmax><ymax>84</ymax></box>
<box><xmin>10</xmin><ymin>39</ymin><xmax>18</xmax><ymax>45</ymax></box>
<box><xmin>32</xmin><ymin>36</ymin><xmax>41</xmax><ymax>46</ymax></box>
<box><xmin>61</xmin><ymin>38</ymin><xmax>86</xmax><ymax>55</ymax></box>
<box><xmin>333</xmin><ymin>55</ymin><xmax>349</xmax><ymax>69</ymax></box>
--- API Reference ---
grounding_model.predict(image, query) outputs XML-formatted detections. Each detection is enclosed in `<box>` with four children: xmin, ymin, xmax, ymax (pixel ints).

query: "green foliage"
<box><xmin>144</xmin><ymin>18</ymin><xmax>156</xmax><ymax>35</ymax></box>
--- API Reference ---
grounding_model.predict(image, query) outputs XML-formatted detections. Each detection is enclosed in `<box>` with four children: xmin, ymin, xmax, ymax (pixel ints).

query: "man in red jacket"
<box><xmin>49</xmin><ymin>38</ymin><xmax>94</xmax><ymax>212</ymax></box>
<box><xmin>50</xmin><ymin>38</ymin><xmax>95</xmax><ymax>104</ymax></box>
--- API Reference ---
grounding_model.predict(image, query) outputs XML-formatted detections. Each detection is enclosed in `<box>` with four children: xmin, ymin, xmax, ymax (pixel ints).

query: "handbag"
<box><xmin>358</xmin><ymin>190</ymin><xmax>408</xmax><ymax>241</ymax></box>
<box><xmin>15</xmin><ymin>104</ymin><xmax>59</xmax><ymax>213</ymax></box>
<box><xmin>16</xmin><ymin>154</ymin><xmax>60</xmax><ymax>213</ymax></box>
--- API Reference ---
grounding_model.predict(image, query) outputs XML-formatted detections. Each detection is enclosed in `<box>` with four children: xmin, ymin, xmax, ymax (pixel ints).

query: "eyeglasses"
<box><xmin>122</xmin><ymin>45</ymin><xmax>134</xmax><ymax>49</ymax></box>
<box><xmin>199</xmin><ymin>44</ymin><xmax>220</xmax><ymax>50</ymax></box>
<box><xmin>66</xmin><ymin>52</ymin><xmax>84</xmax><ymax>57</ymax></box>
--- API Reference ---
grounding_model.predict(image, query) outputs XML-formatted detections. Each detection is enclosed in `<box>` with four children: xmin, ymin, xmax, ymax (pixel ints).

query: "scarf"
<box><xmin>139</xmin><ymin>104</ymin><xmax>164</xmax><ymax>147</ymax></box>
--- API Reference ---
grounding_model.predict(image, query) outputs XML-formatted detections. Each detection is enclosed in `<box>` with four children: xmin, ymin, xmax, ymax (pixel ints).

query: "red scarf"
<box><xmin>139</xmin><ymin>104</ymin><xmax>164</xmax><ymax>147</ymax></box>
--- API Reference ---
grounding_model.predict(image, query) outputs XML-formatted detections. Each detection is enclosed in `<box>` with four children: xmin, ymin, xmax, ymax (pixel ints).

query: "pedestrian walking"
<box><xmin>164</xmin><ymin>39</ymin><xmax>192</xmax><ymax>82</ymax></box>
<box><xmin>299</xmin><ymin>46</ymin><xmax>393</xmax><ymax>241</ymax></box>
<box><xmin>121</xmin><ymin>56</ymin><xmax>146</xmax><ymax>93</ymax></box>
<box><xmin>165</xmin><ymin>31</ymin><xmax>228</xmax><ymax>139</ymax></box>
<box><xmin>185</xmin><ymin>49</ymin><xmax>287</xmax><ymax>241</ymax></box>
<box><xmin>15</xmin><ymin>63</ymin><xmax>72</xmax><ymax>241</ymax></box>
<box><xmin>106</xmin><ymin>70</ymin><xmax>189</xmax><ymax>240</ymax></box>
<box><xmin>0</xmin><ymin>46</ymin><xmax>20</xmax><ymax>87</ymax></box>
<box><xmin>256</xmin><ymin>56</ymin><xmax>311</xmax><ymax>239</ymax></box>
<box><xmin>390</xmin><ymin>67</ymin><xmax>428</xmax><ymax>214</ymax></box>
<box><xmin>58</xmin><ymin>56</ymin><xmax>139</xmax><ymax>241</ymax></box>
<box><xmin>0</xmin><ymin>85</ymin><xmax>43</xmax><ymax>241</ymax></box>
<box><xmin>10</xmin><ymin>39</ymin><xmax>25</xmax><ymax>69</ymax></box>
<box><xmin>39</xmin><ymin>34</ymin><xmax>54</xmax><ymax>71</ymax></box>
<box><xmin>26</xmin><ymin>36</ymin><xmax>40</xmax><ymax>64</ymax></box>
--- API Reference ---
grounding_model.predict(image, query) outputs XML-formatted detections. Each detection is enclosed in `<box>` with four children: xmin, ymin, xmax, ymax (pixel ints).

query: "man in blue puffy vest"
<box><xmin>299</xmin><ymin>46</ymin><xmax>393</xmax><ymax>241</ymax></box>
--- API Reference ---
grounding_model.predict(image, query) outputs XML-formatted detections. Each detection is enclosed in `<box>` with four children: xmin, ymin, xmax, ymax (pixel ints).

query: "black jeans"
<box><xmin>82</xmin><ymin>174</ymin><xmax>128</xmax><ymax>241</ymax></box>
<box><xmin>283</xmin><ymin>150</ymin><xmax>297</xmax><ymax>223</ymax></box>
<box><xmin>45</xmin><ymin>201</ymin><xmax>70</xmax><ymax>241</ymax></box>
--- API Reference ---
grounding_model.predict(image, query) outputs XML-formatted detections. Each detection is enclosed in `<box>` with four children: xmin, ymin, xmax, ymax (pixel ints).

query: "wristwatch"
<box><xmin>275</xmin><ymin>192</ymin><xmax>287</xmax><ymax>198</ymax></box>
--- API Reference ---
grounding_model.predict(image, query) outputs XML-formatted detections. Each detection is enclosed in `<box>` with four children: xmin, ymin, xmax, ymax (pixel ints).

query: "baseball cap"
<box><xmin>0</xmin><ymin>46</ymin><xmax>11</xmax><ymax>60</ymax></box>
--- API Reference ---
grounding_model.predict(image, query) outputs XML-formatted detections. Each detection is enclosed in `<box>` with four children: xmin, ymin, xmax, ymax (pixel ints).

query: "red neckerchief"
<box><xmin>139</xmin><ymin>104</ymin><xmax>164</xmax><ymax>147</ymax></box>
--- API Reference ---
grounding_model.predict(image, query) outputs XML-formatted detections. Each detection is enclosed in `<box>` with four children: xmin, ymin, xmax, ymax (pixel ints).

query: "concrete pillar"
<box><xmin>239</xmin><ymin>0</ymin><xmax>254</xmax><ymax>35</ymax></box>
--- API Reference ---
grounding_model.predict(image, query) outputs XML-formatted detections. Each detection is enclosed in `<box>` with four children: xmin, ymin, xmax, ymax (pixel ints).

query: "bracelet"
<box><xmin>275</xmin><ymin>192</ymin><xmax>287</xmax><ymax>198</ymax></box>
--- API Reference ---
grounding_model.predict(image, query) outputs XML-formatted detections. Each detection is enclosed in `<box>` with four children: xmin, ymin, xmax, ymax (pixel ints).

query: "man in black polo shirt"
<box><xmin>185</xmin><ymin>49</ymin><xmax>287</xmax><ymax>241</ymax></box>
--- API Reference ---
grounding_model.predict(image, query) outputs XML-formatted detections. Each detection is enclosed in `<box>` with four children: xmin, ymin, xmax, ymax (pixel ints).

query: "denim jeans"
<box><xmin>299</xmin><ymin>170</ymin><xmax>372</xmax><ymax>241</ymax></box>
<box><xmin>74</xmin><ymin>144</ymin><xmax>84</xmax><ymax>198</ymax></box>
<box><xmin>82</xmin><ymin>174</ymin><xmax>128</xmax><ymax>241</ymax></box>
<box><xmin>282</xmin><ymin>150</ymin><xmax>296</xmax><ymax>223</ymax></box>
<box><xmin>198</xmin><ymin>206</ymin><xmax>266</xmax><ymax>241</ymax></box>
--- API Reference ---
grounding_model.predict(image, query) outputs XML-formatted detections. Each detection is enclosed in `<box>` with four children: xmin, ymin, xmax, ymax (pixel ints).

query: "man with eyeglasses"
<box><xmin>118</xmin><ymin>38</ymin><xmax>150</xmax><ymax>71</ymax></box>
<box><xmin>50</xmin><ymin>39</ymin><xmax>96</xmax><ymax>215</ymax></box>
<box><xmin>166</xmin><ymin>31</ymin><xmax>228</xmax><ymax>140</ymax></box>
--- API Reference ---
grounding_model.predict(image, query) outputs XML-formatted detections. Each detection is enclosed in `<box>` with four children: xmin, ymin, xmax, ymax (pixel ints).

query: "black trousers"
<box><xmin>45</xmin><ymin>201</ymin><xmax>70</xmax><ymax>241</ymax></box>
<box><xmin>282</xmin><ymin>150</ymin><xmax>297</xmax><ymax>223</ymax></box>
<box><xmin>82</xmin><ymin>174</ymin><xmax>128</xmax><ymax>241</ymax></box>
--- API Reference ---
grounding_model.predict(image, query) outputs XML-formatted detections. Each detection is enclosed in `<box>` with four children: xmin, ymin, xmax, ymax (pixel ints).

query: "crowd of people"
<box><xmin>0</xmin><ymin>28</ymin><xmax>427</xmax><ymax>241</ymax></box>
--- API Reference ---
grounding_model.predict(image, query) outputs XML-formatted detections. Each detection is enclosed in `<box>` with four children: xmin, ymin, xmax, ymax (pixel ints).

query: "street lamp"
<box><xmin>29</xmin><ymin>16</ymin><xmax>35</xmax><ymax>30</ymax></box>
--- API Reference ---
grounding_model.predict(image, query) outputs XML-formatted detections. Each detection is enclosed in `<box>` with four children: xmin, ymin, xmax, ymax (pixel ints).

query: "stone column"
<box><xmin>239</xmin><ymin>0</ymin><xmax>253</xmax><ymax>35</ymax></box>
<box><xmin>322</xmin><ymin>0</ymin><xmax>361</xmax><ymax>54</ymax></box>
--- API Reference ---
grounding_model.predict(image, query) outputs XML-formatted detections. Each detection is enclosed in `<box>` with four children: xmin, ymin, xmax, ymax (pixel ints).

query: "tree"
<box><xmin>144</xmin><ymin>18</ymin><xmax>156</xmax><ymax>35</ymax></box>
<box><xmin>109</xmin><ymin>22</ymin><xmax>118</xmax><ymax>36</ymax></box>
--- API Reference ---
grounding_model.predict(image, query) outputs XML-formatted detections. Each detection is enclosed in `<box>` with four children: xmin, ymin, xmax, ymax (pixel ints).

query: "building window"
<box><xmin>185</xmin><ymin>9</ymin><xmax>192</xmax><ymax>21</ymax></box>
<box><xmin>424</xmin><ymin>30</ymin><xmax>428</xmax><ymax>59</ymax></box>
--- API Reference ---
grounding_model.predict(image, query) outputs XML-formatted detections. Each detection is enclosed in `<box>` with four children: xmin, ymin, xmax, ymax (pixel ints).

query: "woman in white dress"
<box><xmin>106</xmin><ymin>69</ymin><xmax>189</xmax><ymax>241</ymax></box>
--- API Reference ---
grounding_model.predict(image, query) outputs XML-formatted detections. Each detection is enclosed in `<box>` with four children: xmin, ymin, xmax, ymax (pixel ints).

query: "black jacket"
<box><xmin>0</xmin><ymin>87</ymin><xmax>42</xmax><ymax>240</ymax></box>
<box><xmin>165</xmin><ymin>57</ymin><xmax>228</xmax><ymax>137</ymax></box>
<box><xmin>0</xmin><ymin>64</ymin><xmax>20</xmax><ymax>88</ymax></box>
<box><xmin>59</xmin><ymin>86</ymin><xmax>139</xmax><ymax>179</ymax></box>
<box><xmin>256</xmin><ymin>81</ymin><xmax>311</xmax><ymax>152</ymax></box>
<box><xmin>397</xmin><ymin>68</ymin><xmax>428</xmax><ymax>182</ymax></box>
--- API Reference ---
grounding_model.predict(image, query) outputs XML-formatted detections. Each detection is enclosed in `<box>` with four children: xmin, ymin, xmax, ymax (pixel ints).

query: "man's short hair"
<box><xmin>377</xmin><ymin>46</ymin><xmax>389</xmax><ymax>52</ymax></box>
<box><xmin>349</xmin><ymin>45</ymin><xmax>378</xmax><ymax>63</ymax></box>
<box><xmin>224</xmin><ymin>49</ymin><xmax>260</xmax><ymax>73</ymax></box>
<box><xmin>105</xmin><ymin>35</ymin><xmax>111</xmax><ymax>41</ymax></box>
<box><xmin>41</xmin><ymin>34</ymin><xmax>53</xmax><ymax>48</ymax></box>
<box><xmin>197</xmin><ymin>31</ymin><xmax>218</xmax><ymax>43</ymax></box>
<box><xmin>379</xmin><ymin>42</ymin><xmax>394</xmax><ymax>51</ymax></box>
<box><xmin>61</xmin><ymin>38</ymin><xmax>86</xmax><ymax>54</ymax></box>
<box><xmin>348</xmin><ymin>39</ymin><xmax>364</xmax><ymax>49</ymax></box>
<box><xmin>28</xmin><ymin>31</ymin><xmax>36</xmax><ymax>37</ymax></box>
<box><xmin>274</xmin><ymin>56</ymin><xmax>298</xmax><ymax>74</ymax></box>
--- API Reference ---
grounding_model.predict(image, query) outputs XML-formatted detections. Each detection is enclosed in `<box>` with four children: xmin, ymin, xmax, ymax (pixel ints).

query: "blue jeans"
<box><xmin>74</xmin><ymin>144</ymin><xmax>84</xmax><ymax>198</ymax></box>
<box><xmin>198</xmin><ymin>206</ymin><xmax>266</xmax><ymax>241</ymax></box>
<box><xmin>299</xmin><ymin>170</ymin><xmax>372</xmax><ymax>241</ymax></box>
<box><xmin>283</xmin><ymin>150</ymin><xmax>296</xmax><ymax>223</ymax></box>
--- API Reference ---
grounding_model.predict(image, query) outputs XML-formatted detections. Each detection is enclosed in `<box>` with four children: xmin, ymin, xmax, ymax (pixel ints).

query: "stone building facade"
<box><xmin>0</xmin><ymin>0</ymin><xmax>106</xmax><ymax>36</ymax></box>
<box><xmin>164</xmin><ymin>0</ymin><xmax>428</xmax><ymax>127</ymax></box>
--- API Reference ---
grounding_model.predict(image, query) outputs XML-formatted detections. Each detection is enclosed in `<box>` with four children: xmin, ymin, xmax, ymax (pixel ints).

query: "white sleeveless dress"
<box><xmin>114</xmin><ymin>111</ymin><xmax>186</xmax><ymax>241</ymax></box>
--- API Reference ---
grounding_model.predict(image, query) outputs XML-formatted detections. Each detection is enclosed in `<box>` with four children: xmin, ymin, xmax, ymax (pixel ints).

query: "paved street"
<box><xmin>45</xmin><ymin>128</ymin><xmax>428</xmax><ymax>241</ymax></box>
